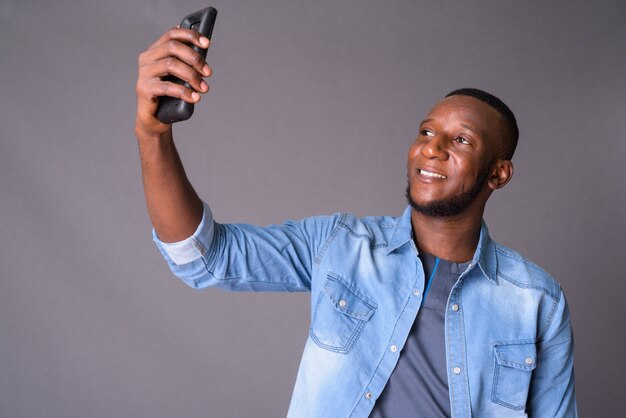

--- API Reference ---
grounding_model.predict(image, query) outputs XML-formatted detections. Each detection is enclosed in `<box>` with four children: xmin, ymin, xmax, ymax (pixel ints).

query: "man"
<box><xmin>135</xmin><ymin>28</ymin><xmax>577</xmax><ymax>417</ymax></box>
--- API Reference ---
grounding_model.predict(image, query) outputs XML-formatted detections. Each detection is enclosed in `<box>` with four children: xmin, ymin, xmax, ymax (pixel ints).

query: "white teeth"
<box><xmin>419</xmin><ymin>170</ymin><xmax>446</xmax><ymax>179</ymax></box>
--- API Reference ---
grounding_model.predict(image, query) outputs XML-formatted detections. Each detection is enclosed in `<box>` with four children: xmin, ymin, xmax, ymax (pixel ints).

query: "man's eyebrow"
<box><xmin>419</xmin><ymin>119</ymin><xmax>482</xmax><ymax>136</ymax></box>
<box><xmin>460</xmin><ymin>123</ymin><xmax>481</xmax><ymax>135</ymax></box>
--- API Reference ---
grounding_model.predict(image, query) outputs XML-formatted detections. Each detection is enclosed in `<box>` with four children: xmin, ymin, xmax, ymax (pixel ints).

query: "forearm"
<box><xmin>136</xmin><ymin>127</ymin><xmax>203</xmax><ymax>242</ymax></box>
<box><xmin>134</xmin><ymin>27</ymin><xmax>212</xmax><ymax>243</ymax></box>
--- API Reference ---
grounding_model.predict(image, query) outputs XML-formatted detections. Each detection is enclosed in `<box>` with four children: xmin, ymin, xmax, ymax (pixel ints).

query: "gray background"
<box><xmin>1</xmin><ymin>0</ymin><xmax>624</xmax><ymax>416</ymax></box>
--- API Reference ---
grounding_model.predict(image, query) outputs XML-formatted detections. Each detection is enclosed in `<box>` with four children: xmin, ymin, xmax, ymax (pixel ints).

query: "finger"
<box><xmin>142</xmin><ymin>57</ymin><xmax>208</xmax><ymax>93</ymax></box>
<box><xmin>141</xmin><ymin>39</ymin><xmax>211</xmax><ymax>77</ymax></box>
<box><xmin>148</xmin><ymin>27</ymin><xmax>210</xmax><ymax>53</ymax></box>
<box><xmin>139</xmin><ymin>77</ymin><xmax>203</xmax><ymax>104</ymax></box>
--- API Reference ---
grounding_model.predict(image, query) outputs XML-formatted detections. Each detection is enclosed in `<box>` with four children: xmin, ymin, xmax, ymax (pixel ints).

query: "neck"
<box><xmin>410</xmin><ymin>210</ymin><xmax>483</xmax><ymax>263</ymax></box>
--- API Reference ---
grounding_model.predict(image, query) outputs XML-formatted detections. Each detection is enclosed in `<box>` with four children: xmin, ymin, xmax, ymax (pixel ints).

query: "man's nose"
<box><xmin>420</xmin><ymin>135</ymin><xmax>449</xmax><ymax>160</ymax></box>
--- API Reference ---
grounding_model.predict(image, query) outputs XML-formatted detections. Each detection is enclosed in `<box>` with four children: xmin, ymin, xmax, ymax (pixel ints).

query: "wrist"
<box><xmin>135</xmin><ymin>117</ymin><xmax>173</xmax><ymax>142</ymax></box>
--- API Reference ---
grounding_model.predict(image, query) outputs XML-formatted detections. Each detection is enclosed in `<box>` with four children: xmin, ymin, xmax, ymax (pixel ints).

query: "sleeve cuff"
<box><xmin>152</xmin><ymin>201</ymin><xmax>215</xmax><ymax>265</ymax></box>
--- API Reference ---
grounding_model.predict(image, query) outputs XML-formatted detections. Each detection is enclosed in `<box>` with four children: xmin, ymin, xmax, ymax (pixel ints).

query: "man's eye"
<box><xmin>421</xmin><ymin>129</ymin><xmax>434</xmax><ymax>137</ymax></box>
<box><xmin>455</xmin><ymin>136</ymin><xmax>470</xmax><ymax>144</ymax></box>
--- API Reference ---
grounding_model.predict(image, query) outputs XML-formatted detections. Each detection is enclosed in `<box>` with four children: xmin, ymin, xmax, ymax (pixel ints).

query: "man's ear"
<box><xmin>488</xmin><ymin>160</ymin><xmax>514</xmax><ymax>190</ymax></box>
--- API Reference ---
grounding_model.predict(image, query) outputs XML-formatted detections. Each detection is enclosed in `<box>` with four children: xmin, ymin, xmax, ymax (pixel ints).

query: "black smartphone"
<box><xmin>155</xmin><ymin>7</ymin><xmax>217</xmax><ymax>124</ymax></box>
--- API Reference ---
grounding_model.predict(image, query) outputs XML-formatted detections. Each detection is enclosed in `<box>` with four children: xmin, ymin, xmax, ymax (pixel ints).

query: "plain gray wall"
<box><xmin>1</xmin><ymin>0</ymin><xmax>625</xmax><ymax>416</ymax></box>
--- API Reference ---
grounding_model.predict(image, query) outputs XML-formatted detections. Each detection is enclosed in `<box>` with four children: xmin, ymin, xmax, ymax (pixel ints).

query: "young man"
<box><xmin>135</xmin><ymin>28</ymin><xmax>577</xmax><ymax>417</ymax></box>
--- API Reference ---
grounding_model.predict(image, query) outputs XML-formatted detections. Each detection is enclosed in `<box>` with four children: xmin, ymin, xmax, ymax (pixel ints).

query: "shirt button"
<box><xmin>390</xmin><ymin>345</ymin><xmax>397</xmax><ymax>353</ymax></box>
<box><xmin>413</xmin><ymin>289</ymin><xmax>420</xmax><ymax>296</ymax></box>
<box><xmin>451</xmin><ymin>304</ymin><xmax>460</xmax><ymax>312</ymax></box>
<box><xmin>338</xmin><ymin>299</ymin><xmax>347</xmax><ymax>308</ymax></box>
<box><xmin>525</xmin><ymin>357</ymin><xmax>534</xmax><ymax>365</ymax></box>
<box><xmin>365</xmin><ymin>392</ymin><xmax>373</xmax><ymax>399</ymax></box>
<box><xmin>453</xmin><ymin>367</ymin><xmax>461</xmax><ymax>375</ymax></box>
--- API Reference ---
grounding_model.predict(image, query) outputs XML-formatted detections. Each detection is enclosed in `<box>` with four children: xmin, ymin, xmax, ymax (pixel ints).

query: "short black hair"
<box><xmin>445</xmin><ymin>88</ymin><xmax>518</xmax><ymax>160</ymax></box>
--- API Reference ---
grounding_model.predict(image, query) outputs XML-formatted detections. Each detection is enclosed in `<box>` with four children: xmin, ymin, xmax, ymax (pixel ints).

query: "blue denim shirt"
<box><xmin>154</xmin><ymin>203</ymin><xmax>577</xmax><ymax>418</ymax></box>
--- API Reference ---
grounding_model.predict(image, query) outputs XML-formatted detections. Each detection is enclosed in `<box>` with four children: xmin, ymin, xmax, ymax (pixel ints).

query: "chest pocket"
<box><xmin>310</xmin><ymin>273</ymin><xmax>377</xmax><ymax>354</ymax></box>
<box><xmin>491</xmin><ymin>341</ymin><xmax>537</xmax><ymax>411</ymax></box>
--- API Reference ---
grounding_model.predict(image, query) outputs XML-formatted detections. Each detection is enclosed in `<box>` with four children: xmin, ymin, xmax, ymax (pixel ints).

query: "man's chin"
<box><xmin>406</xmin><ymin>185</ymin><xmax>478</xmax><ymax>218</ymax></box>
<box><xmin>408</xmin><ymin>200</ymin><xmax>464</xmax><ymax>218</ymax></box>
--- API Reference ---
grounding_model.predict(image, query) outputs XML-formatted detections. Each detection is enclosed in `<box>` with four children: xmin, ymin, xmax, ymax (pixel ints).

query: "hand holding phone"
<box><xmin>155</xmin><ymin>7</ymin><xmax>217</xmax><ymax>124</ymax></box>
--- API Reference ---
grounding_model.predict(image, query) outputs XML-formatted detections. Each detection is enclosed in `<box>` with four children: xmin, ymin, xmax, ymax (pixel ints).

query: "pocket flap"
<box><xmin>494</xmin><ymin>342</ymin><xmax>537</xmax><ymax>371</ymax></box>
<box><xmin>323</xmin><ymin>274</ymin><xmax>376</xmax><ymax>321</ymax></box>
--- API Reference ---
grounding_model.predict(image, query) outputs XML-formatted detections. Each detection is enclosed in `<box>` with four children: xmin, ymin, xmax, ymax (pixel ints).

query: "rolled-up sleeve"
<box><xmin>153</xmin><ymin>201</ymin><xmax>215</xmax><ymax>266</ymax></box>
<box><xmin>152</xmin><ymin>201</ymin><xmax>341</xmax><ymax>292</ymax></box>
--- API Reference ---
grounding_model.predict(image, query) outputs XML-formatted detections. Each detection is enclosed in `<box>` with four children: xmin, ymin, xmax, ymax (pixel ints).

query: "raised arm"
<box><xmin>135</xmin><ymin>27</ymin><xmax>341</xmax><ymax>293</ymax></box>
<box><xmin>134</xmin><ymin>27</ymin><xmax>212</xmax><ymax>242</ymax></box>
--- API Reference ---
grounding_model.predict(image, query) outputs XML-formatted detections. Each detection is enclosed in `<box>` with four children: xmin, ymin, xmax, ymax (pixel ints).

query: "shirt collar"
<box><xmin>386</xmin><ymin>207</ymin><xmax>498</xmax><ymax>283</ymax></box>
<box><xmin>385</xmin><ymin>206</ymin><xmax>414</xmax><ymax>255</ymax></box>
<box><xmin>472</xmin><ymin>220</ymin><xmax>498</xmax><ymax>283</ymax></box>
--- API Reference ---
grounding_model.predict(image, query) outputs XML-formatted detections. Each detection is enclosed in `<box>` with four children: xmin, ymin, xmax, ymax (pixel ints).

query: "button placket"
<box><xmin>447</xmin><ymin>284</ymin><xmax>471</xmax><ymax>416</ymax></box>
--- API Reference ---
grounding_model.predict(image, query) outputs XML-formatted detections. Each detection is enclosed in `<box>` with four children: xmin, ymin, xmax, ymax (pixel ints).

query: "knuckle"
<box><xmin>136</xmin><ymin>78</ymin><xmax>147</xmax><ymax>91</ymax></box>
<box><xmin>136</xmin><ymin>80</ymin><xmax>152</xmax><ymax>98</ymax></box>
<box><xmin>138</xmin><ymin>51</ymin><xmax>154</xmax><ymax>67</ymax></box>
<box><xmin>164</xmin><ymin>57</ymin><xmax>176</xmax><ymax>71</ymax></box>
<box><xmin>167</xmin><ymin>27</ymin><xmax>178</xmax><ymax>38</ymax></box>
<box><xmin>137</xmin><ymin>66</ymin><xmax>150</xmax><ymax>81</ymax></box>
<box><xmin>166</xmin><ymin>40</ymin><xmax>178</xmax><ymax>52</ymax></box>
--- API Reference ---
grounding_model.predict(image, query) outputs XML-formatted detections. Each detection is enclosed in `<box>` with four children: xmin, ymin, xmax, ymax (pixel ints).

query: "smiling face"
<box><xmin>406</xmin><ymin>94</ymin><xmax>513</xmax><ymax>218</ymax></box>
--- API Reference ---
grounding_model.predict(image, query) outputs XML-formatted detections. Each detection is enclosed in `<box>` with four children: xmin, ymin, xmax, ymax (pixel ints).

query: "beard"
<box><xmin>406</xmin><ymin>164</ymin><xmax>491</xmax><ymax>218</ymax></box>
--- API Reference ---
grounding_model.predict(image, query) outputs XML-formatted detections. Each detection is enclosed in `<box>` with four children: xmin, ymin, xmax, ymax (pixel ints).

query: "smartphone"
<box><xmin>155</xmin><ymin>7</ymin><xmax>217</xmax><ymax>124</ymax></box>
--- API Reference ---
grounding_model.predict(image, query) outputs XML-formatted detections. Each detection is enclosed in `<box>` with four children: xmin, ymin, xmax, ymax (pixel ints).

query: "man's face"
<box><xmin>406</xmin><ymin>95</ymin><xmax>506</xmax><ymax>217</ymax></box>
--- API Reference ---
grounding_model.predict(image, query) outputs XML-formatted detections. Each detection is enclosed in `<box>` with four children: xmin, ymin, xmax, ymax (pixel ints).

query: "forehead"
<box><xmin>424</xmin><ymin>95</ymin><xmax>504</xmax><ymax>141</ymax></box>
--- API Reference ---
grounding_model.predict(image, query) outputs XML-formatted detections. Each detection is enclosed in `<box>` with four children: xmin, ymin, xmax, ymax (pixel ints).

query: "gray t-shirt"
<box><xmin>370</xmin><ymin>252</ymin><xmax>470</xmax><ymax>418</ymax></box>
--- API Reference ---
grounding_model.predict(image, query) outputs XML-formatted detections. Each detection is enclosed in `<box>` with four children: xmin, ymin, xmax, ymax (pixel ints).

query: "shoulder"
<box><xmin>492</xmin><ymin>240</ymin><xmax>562</xmax><ymax>302</ymax></box>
